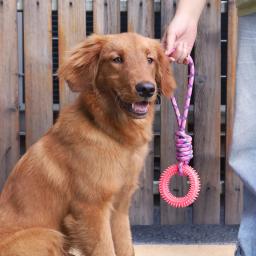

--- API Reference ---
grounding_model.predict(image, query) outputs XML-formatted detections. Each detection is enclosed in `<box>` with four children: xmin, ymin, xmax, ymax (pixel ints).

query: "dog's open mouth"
<box><xmin>118</xmin><ymin>98</ymin><xmax>149</xmax><ymax>118</ymax></box>
<box><xmin>131</xmin><ymin>102</ymin><xmax>149</xmax><ymax>116</ymax></box>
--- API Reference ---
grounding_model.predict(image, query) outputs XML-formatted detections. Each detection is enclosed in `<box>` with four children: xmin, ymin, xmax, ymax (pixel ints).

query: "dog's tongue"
<box><xmin>132</xmin><ymin>102</ymin><xmax>149</xmax><ymax>114</ymax></box>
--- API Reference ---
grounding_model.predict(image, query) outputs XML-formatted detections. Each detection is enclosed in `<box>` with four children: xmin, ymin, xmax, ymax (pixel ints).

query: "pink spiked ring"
<box><xmin>159</xmin><ymin>164</ymin><xmax>200</xmax><ymax>208</ymax></box>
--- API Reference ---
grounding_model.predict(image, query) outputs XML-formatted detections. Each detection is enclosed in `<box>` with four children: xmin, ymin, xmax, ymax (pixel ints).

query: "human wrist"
<box><xmin>173</xmin><ymin>12</ymin><xmax>199</xmax><ymax>27</ymax></box>
<box><xmin>174</xmin><ymin>0</ymin><xmax>206</xmax><ymax>25</ymax></box>
<box><xmin>170</xmin><ymin>13</ymin><xmax>198</xmax><ymax>33</ymax></box>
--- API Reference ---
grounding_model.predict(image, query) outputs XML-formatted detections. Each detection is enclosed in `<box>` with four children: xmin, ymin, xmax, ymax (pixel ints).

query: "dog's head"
<box><xmin>59</xmin><ymin>33</ymin><xmax>176</xmax><ymax>119</ymax></box>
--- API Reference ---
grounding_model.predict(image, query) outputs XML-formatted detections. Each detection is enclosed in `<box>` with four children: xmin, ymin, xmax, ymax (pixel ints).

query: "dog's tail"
<box><xmin>0</xmin><ymin>227</ymin><xmax>67</xmax><ymax>256</ymax></box>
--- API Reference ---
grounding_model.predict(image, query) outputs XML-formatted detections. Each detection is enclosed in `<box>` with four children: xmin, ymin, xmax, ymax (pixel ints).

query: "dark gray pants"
<box><xmin>229</xmin><ymin>13</ymin><xmax>256</xmax><ymax>256</ymax></box>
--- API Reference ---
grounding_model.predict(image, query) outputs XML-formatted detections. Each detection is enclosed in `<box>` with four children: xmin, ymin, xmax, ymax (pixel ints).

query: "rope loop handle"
<box><xmin>171</xmin><ymin>56</ymin><xmax>195</xmax><ymax>175</ymax></box>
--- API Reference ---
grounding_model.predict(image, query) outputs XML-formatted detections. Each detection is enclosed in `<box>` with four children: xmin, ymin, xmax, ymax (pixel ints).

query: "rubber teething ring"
<box><xmin>159</xmin><ymin>164</ymin><xmax>200</xmax><ymax>208</ymax></box>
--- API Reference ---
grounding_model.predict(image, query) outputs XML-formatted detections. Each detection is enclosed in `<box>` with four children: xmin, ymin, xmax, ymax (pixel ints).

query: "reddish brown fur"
<box><xmin>0</xmin><ymin>33</ymin><xmax>175</xmax><ymax>256</ymax></box>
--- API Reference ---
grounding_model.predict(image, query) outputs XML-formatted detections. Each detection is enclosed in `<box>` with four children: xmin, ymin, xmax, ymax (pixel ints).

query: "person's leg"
<box><xmin>229</xmin><ymin>13</ymin><xmax>256</xmax><ymax>256</ymax></box>
<box><xmin>235</xmin><ymin>187</ymin><xmax>256</xmax><ymax>256</ymax></box>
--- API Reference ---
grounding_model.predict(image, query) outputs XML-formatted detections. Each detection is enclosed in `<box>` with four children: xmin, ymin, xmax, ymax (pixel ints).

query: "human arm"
<box><xmin>162</xmin><ymin>0</ymin><xmax>206</xmax><ymax>64</ymax></box>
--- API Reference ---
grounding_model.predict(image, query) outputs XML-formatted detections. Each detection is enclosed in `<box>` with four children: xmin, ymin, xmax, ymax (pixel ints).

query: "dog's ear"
<box><xmin>58</xmin><ymin>34</ymin><xmax>105</xmax><ymax>92</ymax></box>
<box><xmin>155</xmin><ymin>44</ymin><xmax>176</xmax><ymax>98</ymax></box>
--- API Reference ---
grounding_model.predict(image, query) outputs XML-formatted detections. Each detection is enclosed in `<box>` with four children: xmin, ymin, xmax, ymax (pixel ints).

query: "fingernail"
<box><xmin>170</xmin><ymin>57</ymin><xmax>175</xmax><ymax>62</ymax></box>
<box><xmin>183</xmin><ymin>57</ymin><xmax>189</xmax><ymax>65</ymax></box>
<box><xmin>170</xmin><ymin>48</ymin><xmax>175</xmax><ymax>54</ymax></box>
<box><xmin>165</xmin><ymin>48</ymin><xmax>175</xmax><ymax>56</ymax></box>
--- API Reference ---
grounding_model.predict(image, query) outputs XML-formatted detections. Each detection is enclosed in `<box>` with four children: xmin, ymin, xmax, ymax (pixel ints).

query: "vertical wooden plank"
<box><xmin>129</xmin><ymin>142</ymin><xmax>154</xmax><ymax>225</ymax></box>
<box><xmin>225</xmin><ymin>1</ymin><xmax>243</xmax><ymax>225</ymax></box>
<box><xmin>127</xmin><ymin>0</ymin><xmax>154</xmax><ymax>37</ymax></box>
<box><xmin>160</xmin><ymin>0</ymin><xmax>189</xmax><ymax>224</ymax></box>
<box><xmin>24</xmin><ymin>0</ymin><xmax>53</xmax><ymax>147</ymax></box>
<box><xmin>0</xmin><ymin>0</ymin><xmax>19</xmax><ymax>190</ymax></box>
<box><xmin>93</xmin><ymin>0</ymin><xmax>120</xmax><ymax>34</ymax></box>
<box><xmin>127</xmin><ymin>0</ymin><xmax>154</xmax><ymax>225</ymax></box>
<box><xmin>58</xmin><ymin>0</ymin><xmax>86</xmax><ymax>108</ymax></box>
<box><xmin>193</xmin><ymin>0</ymin><xmax>221</xmax><ymax>224</ymax></box>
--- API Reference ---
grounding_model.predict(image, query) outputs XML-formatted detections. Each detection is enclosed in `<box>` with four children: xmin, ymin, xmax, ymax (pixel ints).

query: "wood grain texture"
<box><xmin>127</xmin><ymin>0</ymin><xmax>154</xmax><ymax>225</ymax></box>
<box><xmin>24</xmin><ymin>0</ymin><xmax>53</xmax><ymax>147</ymax></box>
<box><xmin>127</xmin><ymin>0</ymin><xmax>154</xmax><ymax>37</ymax></box>
<box><xmin>129</xmin><ymin>142</ymin><xmax>154</xmax><ymax>225</ymax></box>
<box><xmin>58</xmin><ymin>0</ymin><xmax>86</xmax><ymax>108</ymax></box>
<box><xmin>225</xmin><ymin>0</ymin><xmax>243</xmax><ymax>225</ymax></box>
<box><xmin>193</xmin><ymin>0</ymin><xmax>221</xmax><ymax>224</ymax></box>
<box><xmin>160</xmin><ymin>0</ymin><xmax>189</xmax><ymax>224</ymax></box>
<box><xmin>93</xmin><ymin>0</ymin><xmax>120</xmax><ymax>34</ymax></box>
<box><xmin>0</xmin><ymin>0</ymin><xmax>19</xmax><ymax>190</ymax></box>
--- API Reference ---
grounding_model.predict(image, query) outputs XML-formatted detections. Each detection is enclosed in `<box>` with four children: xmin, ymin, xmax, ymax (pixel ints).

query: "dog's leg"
<box><xmin>64</xmin><ymin>203</ymin><xmax>116</xmax><ymax>256</ymax></box>
<box><xmin>111</xmin><ymin>190</ymin><xmax>135</xmax><ymax>256</ymax></box>
<box><xmin>111</xmin><ymin>211</ymin><xmax>134</xmax><ymax>256</ymax></box>
<box><xmin>0</xmin><ymin>227</ymin><xmax>66</xmax><ymax>256</ymax></box>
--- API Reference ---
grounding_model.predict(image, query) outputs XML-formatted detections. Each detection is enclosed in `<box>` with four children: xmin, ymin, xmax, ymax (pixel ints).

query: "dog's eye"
<box><xmin>147</xmin><ymin>57</ymin><xmax>154</xmax><ymax>64</ymax></box>
<box><xmin>113</xmin><ymin>56</ymin><xmax>123</xmax><ymax>64</ymax></box>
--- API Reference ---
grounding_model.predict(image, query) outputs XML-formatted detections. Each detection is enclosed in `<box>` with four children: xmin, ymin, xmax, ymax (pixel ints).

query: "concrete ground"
<box><xmin>132</xmin><ymin>225</ymin><xmax>239</xmax><ymax>244</ymax></box>
<box><xmin>134</xmin><ymin>244</ymin><xmax>236</xmax><ymax>256</ymax></box>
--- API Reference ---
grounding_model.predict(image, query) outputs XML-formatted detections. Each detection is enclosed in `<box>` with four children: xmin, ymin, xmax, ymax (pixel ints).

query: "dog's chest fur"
<box><xmin>50</xmin><ymin>104</ymin><xmax>154</xmax><ymax>205</ymax></box>
<box><xmin>70</xmin><ymin>129</ymin><xmax>150</xmax><ymax>203</ymax></box>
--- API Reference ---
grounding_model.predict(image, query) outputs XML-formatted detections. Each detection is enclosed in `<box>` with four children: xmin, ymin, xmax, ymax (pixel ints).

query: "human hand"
<box><xmin>162</xmin><ymin>15</ymin><xmax>198</xmax><ymax>64</ymax></box>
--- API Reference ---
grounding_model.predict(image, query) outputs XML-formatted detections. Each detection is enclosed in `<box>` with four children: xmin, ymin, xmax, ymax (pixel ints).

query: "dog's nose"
<box><xmin>135</xmin><ymin>82</ymin><xmax>155</xmax><ymax>98</ymax></box>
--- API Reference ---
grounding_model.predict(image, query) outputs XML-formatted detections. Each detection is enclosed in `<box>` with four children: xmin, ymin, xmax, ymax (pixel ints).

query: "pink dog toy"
<box><xmin>159</xmin><ymin>56</ymin><xmax>200</xmax><ymax>208</ymax></box>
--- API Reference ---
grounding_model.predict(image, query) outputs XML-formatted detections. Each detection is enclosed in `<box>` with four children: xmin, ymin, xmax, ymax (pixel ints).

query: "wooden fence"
<box><xmin>0</xmin><ymin>0</ymin><xmax>242</xmax><ymax>225</ymax></box>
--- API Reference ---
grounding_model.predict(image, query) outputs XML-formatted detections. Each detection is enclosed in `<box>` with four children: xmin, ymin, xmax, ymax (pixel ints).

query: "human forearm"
<box><xmin>175</xmin><ymin>0</ymin><xmax>207</xmax><ymax>23</ymax></box>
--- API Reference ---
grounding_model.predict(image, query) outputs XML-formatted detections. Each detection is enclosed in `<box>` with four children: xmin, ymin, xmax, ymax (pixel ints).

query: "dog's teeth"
<box><xmin>132</xmin><ymin>102</ymin><xmax>148</xmax><ymax>114</ymax></box>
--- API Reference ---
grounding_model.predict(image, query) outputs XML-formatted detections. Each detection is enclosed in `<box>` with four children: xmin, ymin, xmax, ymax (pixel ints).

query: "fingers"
<box><xmin>162</xmin><ymin>29</ymin><xmax>176</xmax><ymax>57</ymax></box>
<box><xmin>168</xmin><ymin>42</ymin><xmax>189</xmax><ymax>64</ymax></box>
<box><xmin>176</xmin><ymin>43</ymin><xmax>189</xmax><ymax>64</ymax></box>
<box><xmin>161</xmin><ymin>25</ymin><xmax>191</xmax><ymax>65</ymax></box>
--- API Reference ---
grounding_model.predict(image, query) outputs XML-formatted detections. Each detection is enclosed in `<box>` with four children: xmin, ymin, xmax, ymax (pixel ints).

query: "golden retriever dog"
<box><xmin>0</xmin><ymin>33</ymin><xmax>175</xmax><ymax>256</ymax></box>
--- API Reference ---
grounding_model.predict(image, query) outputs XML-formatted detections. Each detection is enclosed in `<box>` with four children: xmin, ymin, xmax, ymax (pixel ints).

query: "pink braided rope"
<box><xmin>171</xmin><ymin>55</ymin><xmax>194</xmax><ymax>175</ymax></box>
<box><xmin>159</xmin><ymin>56</ymin><xmax>200</xmax><ymax>208</ymax></box>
